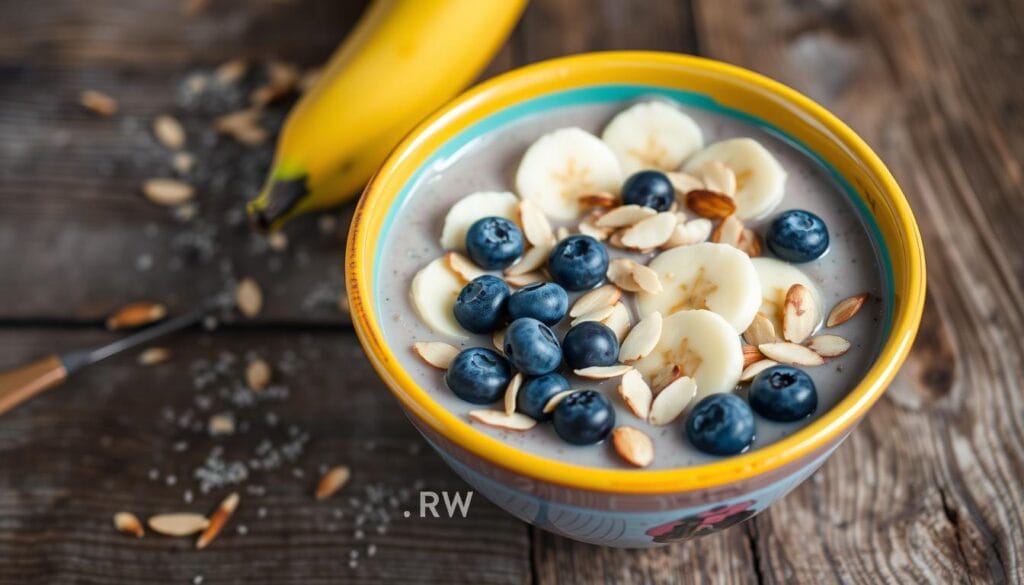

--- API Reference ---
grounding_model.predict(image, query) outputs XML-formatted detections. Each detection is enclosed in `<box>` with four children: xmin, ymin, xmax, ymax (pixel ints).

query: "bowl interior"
<box><xmin>346</xmin><ymin>52</ymin><xmax>925</xmax><ymax>494</ymax></box>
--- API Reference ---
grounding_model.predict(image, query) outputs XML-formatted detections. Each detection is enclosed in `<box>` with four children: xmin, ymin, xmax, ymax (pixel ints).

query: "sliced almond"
<box><xmin>315</xmin><ymin>466</ymin><xmax>351</xmax><ymax>500</ymax></box>
<box><xmin>505</xmin><ymin>272</ymin><xmax>546</xmax><ymax>288</ymax></box>
<box><xmin>505</xmin><ymin>240</ymin><xmax>553</xmax><ymax>276</ymax></box>
<box><xmin>266</xmin><ymin>231</ymin><xmax>288</xmax><ymax>251</ymax></box>
<box><xmin>665</xmin><ymin>171</ymin><xmax>704</xmax><ymax>196</ymax></box>
<box><xmin>711</xmin><ymin>214</ymin><xmax>744</xmax><ymax>247</ymax></box>
<box><xmin>412</xmin><ymin>341</ymin><xmax>459</xmax><ymax>369</ymax></box>
<box><xmin>468</xmin><ymin>409</ymin><xmax>537</xmax><ymax>431</ymax></box>
<box><xmin>445</xmin><ymin>251</ymin><xmax>486</xmax><ymax>282</ymax></box>
<box><xmin>783</xmin><ymin>284</ymin><xmax>820</xmax><ymax>343</ymax></box>
<box><xmin>758</xmin><ymin>342</ymin><xmax>826</xmax><ymax>367</ymax></box>
<box><xmin>618</xmin><ymin>369</ymin><xmax>653</xmax><ymax>419</ymax></box>
<box><xmin>208</xmin><ymin>413</ymin><xmax>235</xmax><ymax>436</ymax></box>
<box><xmin>570</xmin><ymin>304</ymin><xmax>616</xmax><ymax>327</ymax></box>
<box><xmin>138</xmin><ymin>347</ymin><xmax>171</xmax><ymax>366</ymax></box>
<box><xmin>607</xmin><ymin>258</ymin><xmax>644</xmax><ymax>292</ymax></box>
<box><xmin>629</xmin><ymin>263</ymin><xmax>662</xmax><ymax>294</ymax></box>
<box><xmin>492</xmin><ymin>329</ymin><xmax>506</xmax><ymax>353</ymax></box>
<box><xmin>503</xmin><ymin>373</ymin><xmax>523</xmax><ymax>416</ymax></box>
<box><xmin>574</xmin><ymin>364</ymin><xmax>633</xmax><ymax>380</ymax></box>
<box><xmin>595</xmin><ymin>205</ymin><xmax>657</xmax><ymax>228</ymax></box>
<box><xmin>664</xmin><ymin>218</ymin><xmax>712</xmax><ymax>247</ymax></box>
<box><xmin>196</xmin><ymin>492</ymin><xmax>239</xmax><ymax>549</ymax></box>
<box><xmin>148</xmin><ymin>513</ymin><xmax>210</xmax><ymax>537</ymax></box>
<box><xmin>114</xmin><ymin>512</ymin><xmax>145</xmax><ymax>538</ymax></box>
<box><xmin>620</xmin><ymin>212</ymin><xmax>677</xmax><ymax>249</ymax></box>
<box><xmin>648</xmin><ymin>376</ymin><xmax>697</xmax><ymax>425</ymax></box>
<box><xmin>807</xmin><ymin>334</ymin><xmax>851</xmax><ymax>357</ymax></box>
<box><xmin>518</xmin><ymin>200</ymin><xmax>554</xmax><ymax>247</ymax></box>
<box><xmin>570</xmin><ymin>284</ymin><xmax>621</xmax><ymax>317</ymax></box>
<box><xmin>555</xmin><ymin>226</ymin><xmax>571</xmax><ymax>241</ymax></box>
<box><xmin>737</xmin><ymin>229</ymin><xmax>763</xmax><ymax>257</ymax></box>
<box><xmin>650</xmin><ymin>364</ymin><xmax>682</xmax><ymax>393</ymax></box>
<box><xmin>250</xmin><ymin>60</ymin><xmax>300</xmax><ymax>106</ymax></box>
<box><xmin>107</xmin><ymin>301</ymin><xmax>167</xmax><ymax>330</ymax></box>
<box><xmin>142</xmin><ymin>178</ymin><xmax>194</xmax><ymax>206</ymax></box>
<box><xmin>542</xmin><ymin>389</ymin><xmax>575</xmax><ymax>414</ymax></box>
<box><xmin>619</xmin><ymin>311</ymin><xmax>662</xmax><ymax>362</ymax></box>
<box><xmin>740</xmin><ymin>359</ymin><xmax>779</xmax><ymax>382</ymax></box>
<box><xmin>696</xmin><ymin>161</ymin><xmax>737</xmax><ymax>197</ymax></box>
<box><xmin>245</xmin><ymin>358</ymin><xmax>271</xmax><ymax>392</ymax></box>
<box><xmin>827</xmin><ymin>293</ymin><xmax>869</xmax><ymax>327</ymax></box>
<box><xmin>214</xmin><ymin>59</ymin><xmax>248</xmax><ymax>84</ymax></box>
<box><xmin>744</xmin><ymin>313</ymin><xmax>778</xmax><ymax>347</ymax></box>
<box><xmin>685</xmin><ymin>189</ymin><xmax>737</xmax><ymax>219</ymax></box>
<box><xmin>235</xmin><ymin>278</ymin><xmax>263</xmax><ymax>317</ymax></box>
<box><xmin>604</xmin><ymin>302</ymin><xmax>632</xmax><ymax>342</ymax></box>
<box><xmin>611</xmin><ymin>426</ymin><xmax>654</xmax><ymax>468</ymax></box>
<box><xmin>79</xmin><ymin>89</ymin><xmax>118</xmax><ymax>116</ymax></box>
<box><xmin>578</xmin><ymin>191</ymin><xmax>618</xmax><ymax>208</ymax></box>
<box><xmin>742</xmin><ymin>344</ymin><xmax>765</xmax><ymax>368</ymax></box>
<box><xmin>214</xmin><ymin>108</ymin><xmax>267</xmax><ymax>145</ymax></box>
<box><xmin>153</xmin><ymin>114</ymin><xmax>186</xmax><ymax>150</ymax></box>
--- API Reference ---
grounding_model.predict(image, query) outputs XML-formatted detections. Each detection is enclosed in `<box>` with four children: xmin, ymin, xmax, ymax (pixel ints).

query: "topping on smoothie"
<box><xmin>611</xmin><ymin>426</ymin><xmax>655</xmax><ymax>468</ymax></box>
<box><xmin>395</xmin><ymin>99</ymin><xmax>880</xmax><ymax>465</ymax></box>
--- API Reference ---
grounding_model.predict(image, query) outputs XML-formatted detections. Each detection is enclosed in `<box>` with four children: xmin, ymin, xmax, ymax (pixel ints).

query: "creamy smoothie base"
<box><xmin>377</xmin><ymin>99</ymin><xmax>887</xmax><ymax>470</ymax></box>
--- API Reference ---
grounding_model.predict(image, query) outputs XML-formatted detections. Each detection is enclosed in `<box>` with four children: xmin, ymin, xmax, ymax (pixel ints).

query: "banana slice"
<box><xmin>410</xmin><ymin>257</ymin><xmax>467</xmax><ymax>338</ymax></box>
<box><xmin>515</xmin><ymin>127</ymin><xmax>623</xmax><ymax>220</ymax></box>
<box><xmin>751</xmin><ymin>257</ymin><xmax>823</xmax><ymax>336</ymax></box>
<box><xmin>601</xmin><ymin>101</ymin><xmax>703</xmax><ymax>175</ymax></box>
<box><xmin>683</xmin><ymin>138</ymin><xmax>786</xmax><ymax>220</ymax></box>
<box><xmin>632</xmin><ymin>310</ymin><xmax>743</xmax><ymax>399</ymax></box>
<box><xmin>636</xmin><ymin>242</ymin><xmax>761</xmax><ymax>332</ymax></box>
<box><xmin>439</xmin><ymin>191</ymin><xmax>519</xmax><ymax>250</ymax></box>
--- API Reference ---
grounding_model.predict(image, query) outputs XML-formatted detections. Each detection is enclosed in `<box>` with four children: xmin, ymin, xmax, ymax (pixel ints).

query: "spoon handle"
<box><xmin>0</xmin><ymin>355</ymin><xmax>67</xmax><ymax>416</ymax></box>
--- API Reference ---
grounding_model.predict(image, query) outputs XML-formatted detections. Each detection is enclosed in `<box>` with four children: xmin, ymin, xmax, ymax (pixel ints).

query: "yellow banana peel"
<box><xmin>248</xmin><ymin>0</ymin><xmax>528</xmax><ymax>230</ymax></box>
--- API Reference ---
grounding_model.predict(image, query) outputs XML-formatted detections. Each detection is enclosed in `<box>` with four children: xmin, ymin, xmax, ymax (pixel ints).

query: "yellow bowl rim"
<box><xmin>346</xmin><ymin>51</ymin><xmax>926</xmax><ymax>495</ymax></box>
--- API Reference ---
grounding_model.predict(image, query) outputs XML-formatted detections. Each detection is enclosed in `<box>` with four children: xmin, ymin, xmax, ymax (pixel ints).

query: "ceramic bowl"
<box><xmin>346</xmin><ymin>52</ymin><xmax>925</xmax><ymax>547</ymax></box>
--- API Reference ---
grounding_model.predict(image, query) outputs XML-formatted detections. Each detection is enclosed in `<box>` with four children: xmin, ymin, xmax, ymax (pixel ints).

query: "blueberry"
<box><xmin>507</xmin><ymin>282</ymin><xmax>568</xmax><ymax>326</ymax></box>
<box><xmin>748</xmin><ymin>365</ymin><xmax>817</xmax><ymax>422</ymax></box>
<box><xmin>621</xmin><ymin>170</ymin><xmax>675</xmax><ymax>211</ymax></box>
<box><xmin>465</xmin><ymin>216</ymin><xmax>525</xmax><ymax>269</ymax></box>
<box><xmin>453</xmin><ymin>275</ymin><xmax>510</xmax><ymax>334</ymax></box>
<box><xmin>503</xmin><ymin>317</ymin><xmax>562</xmax><ymax>376</ymax></box>
<box><xmin>562</xmin><ymin>321</ymin><xmax>619</xmax><ymax>369</ymax></box>
<box><xmin>766</xmin><ymin>209</ymin><xmax>829</xmax><ymax>263</ymax></box>
<box><xmin>445</xmin><ymin>347</ymin><xmax>512</xmax><ymax>404</ymax></box>
<box><xmin>547</xmin><ymin>235</ymin><xmax>609</xmax><ymax>291</ymax></box>
<box><xmin>552</xmin><ymin>390</ymin><xmax>615</xmax><ymax>445</ymax></box>
<box><xmin>685</xmin><ymin>393</ymin><xmax>756</xmax><ymax>456</ymax></box>
<box><xmin>516</xmin><ymin>373</ymin><xmax>571</xmax><ymax>421</ymax></box>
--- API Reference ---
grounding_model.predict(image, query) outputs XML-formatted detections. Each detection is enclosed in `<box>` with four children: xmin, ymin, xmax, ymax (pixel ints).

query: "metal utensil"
<box><xmin>0</xmin><ymin>296</ymin><xmax>230</xmax><ymax>415</ymax></box>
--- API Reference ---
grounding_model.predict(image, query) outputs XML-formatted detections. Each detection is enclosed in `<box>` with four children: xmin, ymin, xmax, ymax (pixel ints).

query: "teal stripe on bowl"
<box><xmin>373</xmin><ymin>84</ymin><xmax>895</xmax><ymax>344</ymax></box>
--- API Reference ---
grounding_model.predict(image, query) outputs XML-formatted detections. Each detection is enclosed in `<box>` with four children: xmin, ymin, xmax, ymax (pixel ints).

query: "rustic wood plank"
<box><xmin>0</xmin><ymin>0</ymin><xmax>368</xmax><ymax>324</ymax></box>
<box><xmin>0</xmin><ymin>327</ymin><xmax>530</xmax><ymax>584</ymax></box>
<box><xmin>694</xmin><ymin>0</ymin><xmax>1024</xmax><ymax>582</ymax></box>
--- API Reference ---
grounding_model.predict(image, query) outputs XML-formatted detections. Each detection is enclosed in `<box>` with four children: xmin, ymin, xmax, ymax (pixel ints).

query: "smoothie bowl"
<box><xmin>346</xmin><ymin>52</ymin><xmax>924</xmax><ymax>547</ymax></box>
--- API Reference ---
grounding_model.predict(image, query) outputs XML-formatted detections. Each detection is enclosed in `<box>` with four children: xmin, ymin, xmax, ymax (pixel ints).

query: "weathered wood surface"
<box><xmin>1</xmin><ymin>0</ymin><xmax>1022</xmax><ymax>583</ymax></box>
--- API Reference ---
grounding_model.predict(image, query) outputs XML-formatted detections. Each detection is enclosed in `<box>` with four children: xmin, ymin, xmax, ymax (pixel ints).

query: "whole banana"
<box><xmin>247</xmin><ymin>0</ymin><xmax>528</xmax><ymax>230</ymax></box>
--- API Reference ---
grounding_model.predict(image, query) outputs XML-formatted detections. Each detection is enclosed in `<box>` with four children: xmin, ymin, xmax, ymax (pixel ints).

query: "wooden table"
<box><xmin>1</xmin><ymin>0</ymin><xmax>1020</xmax><ymax>582</ymax></box>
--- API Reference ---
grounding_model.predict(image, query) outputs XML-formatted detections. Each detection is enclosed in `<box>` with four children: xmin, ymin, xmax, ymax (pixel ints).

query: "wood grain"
<box><xmin>0</xmin><ymin>328</ymin><xmax>530</xmax><ymax>584</ymax></box>
<box><xmin>694</xmin><ymin>0</ymin><xmax>1024</xmax><ymax>582</ymax></box>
